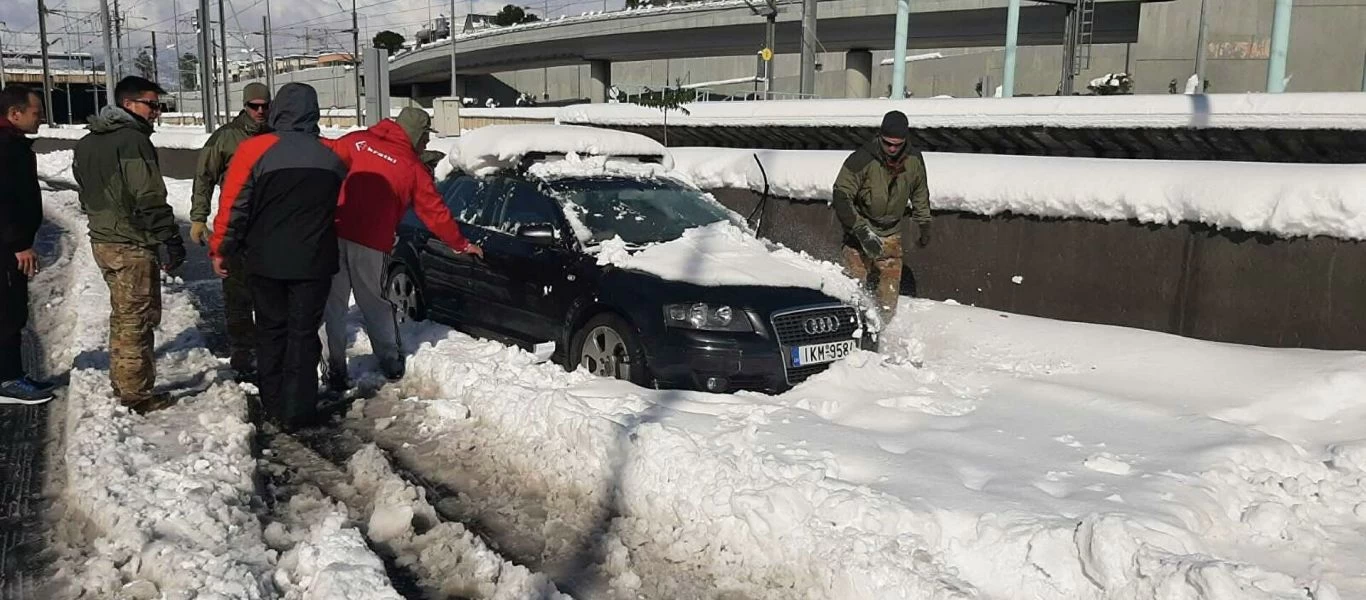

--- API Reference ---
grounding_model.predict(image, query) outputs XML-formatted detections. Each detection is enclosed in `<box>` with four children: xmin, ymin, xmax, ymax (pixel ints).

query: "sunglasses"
<box><xmin>130</xmin><ymin>99</ymin><xmax>168</xmax><ymax>112</ymax></box>
<box><xmin>246</xmin><ymin>102</ymin><xmax>270</xmax><ymax>112</ymax></box>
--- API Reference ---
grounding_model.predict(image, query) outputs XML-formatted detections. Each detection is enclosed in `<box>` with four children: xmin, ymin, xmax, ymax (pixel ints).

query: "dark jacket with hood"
<box><xmin>73</xmin><ymin>106</ymin><xmax>180</xmax><ymax>248</ymax></box>
<box><xmin>0</xmin><ymin>119</ymin><xmax>42</xmax><ymax>263</ymax></box>
<box><xmin>210</xmin><ymin>83</ymin><xmax>350</xmax><ymax>280</ymax></box>
<box><xmin>191</xmin><ymin>110</ymin><xmax>269</xmax><ymax>223</ymax></box>
<box><xmin>831</xmin><ymin>139</ymin><xmax>931</xmax><ymax>238</ymax></box>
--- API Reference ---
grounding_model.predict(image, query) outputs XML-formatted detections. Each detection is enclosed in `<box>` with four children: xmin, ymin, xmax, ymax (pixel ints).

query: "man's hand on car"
<box><xmin>189</xmin><ymin>222</ymin><xmax>212</xmax><ymax>246</ymax></box>
<box><xmin>162</xmin><ymin>239</ymin><xmax>187</xmax><ymax>273</ymax></box>
<box><xmin>854</xmin><ymin>223</ymin><xmax>884</xmax><ymax>258</ymax></box>
<box><xmin>13</xmin><ymin>249</ymin><xmax>38</xmax><ymax>278</ymax></box>
<box><xmin>463</xmin><ymin>243</ymin><xmax>484</xmax><ymax>259</ymax></box>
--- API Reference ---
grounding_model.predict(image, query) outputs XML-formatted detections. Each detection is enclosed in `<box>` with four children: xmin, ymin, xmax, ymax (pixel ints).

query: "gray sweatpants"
<box><xmin>322</xmin><ymin>239</ymin><xmax>400</xmax><ymax>373</ymax></box>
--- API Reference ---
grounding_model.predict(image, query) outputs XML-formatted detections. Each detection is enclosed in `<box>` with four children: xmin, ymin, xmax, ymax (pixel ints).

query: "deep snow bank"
<box><xmin>668</xmin><ymin>147</ymin><xmax>1366</xmax><ymax>240</ymax></box>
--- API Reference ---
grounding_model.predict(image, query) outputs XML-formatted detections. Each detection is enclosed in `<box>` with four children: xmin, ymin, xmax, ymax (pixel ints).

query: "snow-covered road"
<box><xmin>30</xmin><ymin>150</ymin><xmax>1366</xmax><ymax>599</ymax></box>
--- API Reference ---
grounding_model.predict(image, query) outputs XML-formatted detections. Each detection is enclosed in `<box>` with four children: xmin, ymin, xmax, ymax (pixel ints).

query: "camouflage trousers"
<box><xmin>221</xmin><ymin>254</ymin><xmax>257</xmax><ymax>372</ymax></box>
<box><xmin>92</xmin><ymin>243</ymin><xmax>161</xmax><ymax>404</ymax></box>
<box><xmin>842</xmin><ymin>233</ymin><xmax>904</xmax><ymax>319</ymax></box>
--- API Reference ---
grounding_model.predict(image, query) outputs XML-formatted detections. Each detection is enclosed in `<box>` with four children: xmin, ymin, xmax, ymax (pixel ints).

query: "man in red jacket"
<box><xmin>323</xmin><ymin>107</ymin><xmax>482</xmax><ymax>389</ymax></box>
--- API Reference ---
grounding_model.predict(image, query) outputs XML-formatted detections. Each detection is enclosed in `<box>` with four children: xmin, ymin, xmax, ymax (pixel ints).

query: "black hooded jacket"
<box><xmin>210</xmin><ymin>83</ymin><xmax>351</xmax><ymax>280</ymax></box>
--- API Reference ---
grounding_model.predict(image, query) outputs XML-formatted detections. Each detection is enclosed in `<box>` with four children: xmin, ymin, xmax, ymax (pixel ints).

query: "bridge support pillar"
<box><xmin>589</xmin><ymin>60</ymin><xmax>612</xmax><ymax>103</ymax></box>
<box><xmin>845</xmin><ymin>49</ymin><xmax>873</xmax><ymax>98</ymax></box>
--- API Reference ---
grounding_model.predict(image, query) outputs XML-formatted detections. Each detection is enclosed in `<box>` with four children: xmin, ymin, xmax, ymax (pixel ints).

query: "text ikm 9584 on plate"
<box><xmin>791</xmin><ymin>340</ymin><xmax>857</xmax><ymax>367</ymax></box>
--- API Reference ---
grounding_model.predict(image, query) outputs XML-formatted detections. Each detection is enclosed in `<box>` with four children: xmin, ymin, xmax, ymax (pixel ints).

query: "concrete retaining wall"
<box><xmin>711</xmin><ymin>189</ymin><xmax>1366</xmax><ymax>351</ymax></box>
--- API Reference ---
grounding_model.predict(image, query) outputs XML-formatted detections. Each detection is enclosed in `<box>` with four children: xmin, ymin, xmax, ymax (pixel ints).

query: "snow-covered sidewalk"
<box><xmin>333</xmin><ymin>297</ymin><xmax>1365</xmax><ymax>600</ymax></box>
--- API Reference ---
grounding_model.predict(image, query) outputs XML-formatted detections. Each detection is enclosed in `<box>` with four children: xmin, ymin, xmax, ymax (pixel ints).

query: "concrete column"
<box><xmin>411</xmin><ymin>83</ymin><xmax>422</xmax><ymax>99</ymax></box>
<box><xmin>845</xmin><ymin>49</ymin><xmax>873</xmax><ymax>98</ymax></box>
<box><xmin>589</xmin><ymin>60</ymin><xmax>612</xmax><ymax>103</ymax></box>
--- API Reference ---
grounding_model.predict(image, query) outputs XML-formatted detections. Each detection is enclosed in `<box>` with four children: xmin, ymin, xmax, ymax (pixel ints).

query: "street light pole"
<box><xmin>0</xmin><ymin>22</ymin><xmax>8</xmax><ymax>89</ymax></box>
<box><xmin>218</xmin><ymin>0</ymin><xmax>231</xmax><ymax>119</ymax></box>
<box><xmin>1193</xmin><ymin>0</ymin><xmax>1209</xmax><ymax>93</ymax></box>
<box><xmin>449</xmin><ymin>0</ymin><xmax>457</xmax><ymax>98</ymax></box>
<box><xmin>891</xmin><ymin>0</ymin><xmax>909</xmax><ymax>99</ymax></box>
<box><xmin>1266</xmin><ymin>0</ymin><xmax>1292</xmax><ymax>93</ymax></box>
<box><xmin>352</xmin><ymin>0</ymin><xmax>363</xmax><ymax>123</ymax></box>
<box><xmin>38</xmin><ymin>0</ymin><xmax>57</xmax><ymax>125</ymax></box>
<box><xmin>798</xmin><ymin>0</ymin><xmax>817</xmax><ymax>95</ymax></box>
<box><xmin>1002</xmin><ymin>0</ymin><xmax>1019</xmax><ymax>97</ymax></box>
<box><xmin>99</xmin><ymin>0</ymin><xmax>117</xmax><ymax>106</ymax></box>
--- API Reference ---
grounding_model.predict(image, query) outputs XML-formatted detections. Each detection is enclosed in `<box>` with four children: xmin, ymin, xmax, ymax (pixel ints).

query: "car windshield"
<box><xmin>546</xmin><ymin>178</ymin><xmax>734</xmax><ymax>246</ymax></box>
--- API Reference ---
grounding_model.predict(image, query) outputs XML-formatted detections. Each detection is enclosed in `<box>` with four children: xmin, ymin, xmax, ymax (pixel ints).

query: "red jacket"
<box><xmin>333</xmin><ymin>120</ymin><xmax>469</xmax><ymax>253</ymax></box>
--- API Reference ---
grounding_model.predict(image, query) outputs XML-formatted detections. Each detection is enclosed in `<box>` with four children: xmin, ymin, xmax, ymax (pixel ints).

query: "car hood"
<box><xmin>592</xmin><ymin>221</ymin><xmax>865</xmax><ymax>308</ymax></box>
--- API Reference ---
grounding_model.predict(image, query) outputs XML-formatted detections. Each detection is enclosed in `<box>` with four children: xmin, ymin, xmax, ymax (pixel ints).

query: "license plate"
<box><xmin>790</xmin><ymin>340</ymin><xmax>857</xmax><ymax>367</ymax></box>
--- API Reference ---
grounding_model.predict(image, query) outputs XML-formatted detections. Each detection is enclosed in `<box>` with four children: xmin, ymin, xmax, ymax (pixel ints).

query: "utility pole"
<box><xmin>890</xmin><ymin>0</ymin><xmax>909</xmax><ymax>99</ymax></box>
<box><xmin>1266</xmin><ymin>0</ymin><xmax>1292</xmax><ymax>93</ymax></box>
<box><xmin>1193</xmin><ymin>0</ymin><xmax>1208</xmax><ymax>93</ymax></box>
<box><xmin>151</xmin><ymin>31</ymin><xmax>159</xmax><ymax>82</ymax></box>
<box><xmin>449</xmin><ymin>0</ymin><xmax>458</xmax><ymax>98</ymax></box>
<box><xmin>352</xmin><ymin>0</ymin><xmax>363</xmax><ymax>123</ymax></box>
<box><xmin>218</xmin><ymin>0</ymin><xmax>230</xmax><ymax>119</ymax></box>
<box><xmin>174</xmin><ymin>0</ymin><xmax>183</xmax><ymax>112</ymax></box>
<box><xmin>113</xmin><ymin>0</ymin><xmax>123</xmax><ymax>78</ymax></box>
<box><xmin>1002</xmin><ymin>0</ymin><xmax>1019</xmax><ymax>97</ymax></box>
<box><xmin>264</xmin><ymin>0</ymin><xmax>274</xmax><ymax>92</ymax></box>
<box><xmin>37</xmin><ymin>0</ymin><xmax>56</xmax><ymax>125</ymax></box>
<box><xmin>197</xmin><ymin>3</ymin><xmax>216</xmax><ymax>131</ymax></box>
<box><xmin>0</xmin><ymin>23</ymin><xmax>8</xmax><ymax>89</ymax></box>
<box><xmin>798</xmin><ymin>0</ymin><xmax>817</xmax><ymax>95</ymax></box>
<box><xmin>100</xmin><ymin>0</ymin><xmax>116</xmax><ymax>106</ymax></box>
<box><xmin>763</xmin><ymin>5</ymin><xmax>775</xmax><ymax>96</ymax></box>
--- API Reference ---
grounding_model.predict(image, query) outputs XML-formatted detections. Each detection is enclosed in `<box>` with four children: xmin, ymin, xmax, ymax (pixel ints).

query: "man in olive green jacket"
<box><xmin>73</xmin><ymin>76</ymin><xmax>186</xmax><ymax>413</ymax></box>
<box><xmin>831</xmin><ymin>110</ymin><xmax>931</xmax><ymax>321</ymax></box>
<box><xmin>190</xmin><ymin>82</ymin><xmax>271</xmax><ymax>381</ymax></box>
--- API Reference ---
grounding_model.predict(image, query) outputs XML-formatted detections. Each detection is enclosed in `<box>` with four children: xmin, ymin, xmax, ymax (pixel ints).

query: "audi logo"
<box><xmin>803</xmin><ymin>315</ymin><xmax>840</xmax><ymax>335</ymax></box>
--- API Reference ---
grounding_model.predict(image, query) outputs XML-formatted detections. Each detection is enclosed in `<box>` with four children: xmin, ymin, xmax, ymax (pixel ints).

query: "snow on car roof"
<box><xmin>444</xmin><ymin>124</ymin><xmax>670</xmax><ymax>176</ymax></box>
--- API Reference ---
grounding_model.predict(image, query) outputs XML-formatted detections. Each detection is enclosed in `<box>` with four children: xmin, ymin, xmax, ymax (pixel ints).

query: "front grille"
<box><xmin>770</xmin><ymin>305</ymin><xmax>862</xmax><ymax>386</ymax></box>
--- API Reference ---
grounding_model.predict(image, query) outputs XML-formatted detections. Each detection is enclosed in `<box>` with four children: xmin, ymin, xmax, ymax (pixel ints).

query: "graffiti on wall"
<box><xmin>1208</xmin><ymin>38</ymin><xmax>1272</xmax><ymax>60</ymax></box>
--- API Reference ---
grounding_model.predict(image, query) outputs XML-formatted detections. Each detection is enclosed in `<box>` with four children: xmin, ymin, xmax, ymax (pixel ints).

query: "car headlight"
<box><xmin>663</xmin><ymin>303</ymin><xmax>753</xmax><ymax>332</ymax></box>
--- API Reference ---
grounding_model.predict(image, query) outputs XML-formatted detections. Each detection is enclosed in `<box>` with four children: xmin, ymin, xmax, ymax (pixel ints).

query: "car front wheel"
<box><xmin>386</xmin><ymin>264</ymin><xmax>425</xmax><ymax>323</ymax></box>
<box><xmin>570</xmin><ymin>313</ymin><xmax>651</xmax><ymax>387</ymax></box>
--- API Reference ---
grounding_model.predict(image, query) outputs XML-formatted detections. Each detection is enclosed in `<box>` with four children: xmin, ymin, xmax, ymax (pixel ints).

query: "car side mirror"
<box><xmin>517</xmin><ymin>223</ymin><xmax>558</xmax><ymax>246</ymax></box>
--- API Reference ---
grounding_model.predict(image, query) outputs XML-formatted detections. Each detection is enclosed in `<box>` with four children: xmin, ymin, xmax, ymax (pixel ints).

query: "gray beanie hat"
<box><xmin>242</xmin><ymin>82</ymin><xmax>271</xmax><ymax>105</ymax></box>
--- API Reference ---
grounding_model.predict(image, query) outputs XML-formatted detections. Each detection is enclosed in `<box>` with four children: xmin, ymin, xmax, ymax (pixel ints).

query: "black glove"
<box><xmin>917</xmin><ymin>221</ymin><xmax>932</xmax><ymax>248</ymax></box>
<box><xmin>161</xmin><ymin>238</ymin><xmax>187</xmax><ymax>273</ymax></box>
<box><xmin>854</xmin><ymin>223</ymin><xmax>884</xmax><ymax>258</ymax></box>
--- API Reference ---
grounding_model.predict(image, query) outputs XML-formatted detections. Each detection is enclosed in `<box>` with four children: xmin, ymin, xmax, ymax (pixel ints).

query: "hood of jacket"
<box><xmin>87</xmin><ymin>105</ymin><xmax>153</xmax><ymax>136</ymax></box>
<box><xmin>268</xmin><ymin>83</ymin><xmax>320</xmax><ymax>134</ymax></box>
<box><xmin>366</xmin><ymin>119</ymin><xmax>418</xmax><ymax>154</ymax></box>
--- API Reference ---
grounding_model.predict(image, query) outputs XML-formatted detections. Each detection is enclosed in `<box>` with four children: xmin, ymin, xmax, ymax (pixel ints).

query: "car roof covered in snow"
<box><xmin>442</xmin><ymin>124</ymin><xmax>670</xmax><ymax>177</ymax></box>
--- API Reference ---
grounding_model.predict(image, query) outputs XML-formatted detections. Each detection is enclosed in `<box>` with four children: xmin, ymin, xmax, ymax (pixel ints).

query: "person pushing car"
<box><xmin>831</xmin><ymin>110</ymin><xmax>932</xmax><ymax>322</ymax></box>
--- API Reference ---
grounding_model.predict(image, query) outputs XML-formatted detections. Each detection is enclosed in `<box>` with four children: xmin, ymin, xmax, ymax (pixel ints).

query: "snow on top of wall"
<box><xmin>594</xmin><ymin>221</ymin><xmax>865</xmax><ymax>304</ymax></box>
<box><xmin>459</xmin><ymin>107</ymin><xmax>562</xmax><ymax>119</ymax></box>
<box><xmin>668</xmin><ymin>147</ymin><xmax>1366</xmax><ymax>241</ymax></box>
<box><xmin>562</xmin><ymin>93</ymin><xmax>1366</xmax><ymax>130</ymax></box>
<box><xmin>447</xmin><ymin>124</ymin><xmax>668</xmax><ymax>175</ymax></box>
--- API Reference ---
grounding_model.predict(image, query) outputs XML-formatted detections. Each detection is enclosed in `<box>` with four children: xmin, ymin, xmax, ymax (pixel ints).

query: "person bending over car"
<box><xmin>322</xmin><ymin>107</ymin><xmax>482</xmax><ymax>391</ymax></box>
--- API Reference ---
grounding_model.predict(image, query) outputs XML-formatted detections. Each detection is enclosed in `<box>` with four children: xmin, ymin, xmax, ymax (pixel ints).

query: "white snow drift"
<box><xmin>668</xmin><ymin>147</ymin><xmax>1366</xmax><ymax>240</ymax></box>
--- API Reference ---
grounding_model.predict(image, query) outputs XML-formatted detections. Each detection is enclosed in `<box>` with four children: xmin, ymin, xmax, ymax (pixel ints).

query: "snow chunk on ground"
<box><xmin>283</xmin><ymin>513</ymin><xmax>403</xmax><ymax>600</ymax></box>
<box><xmin>447</xmin><ymin>124</ymin><xmax>668</xmax><ymax>176</ymax></box>
<box><xmin>668</xmin><ymin>147</ymin><xmax>1366</xmax><ymax>240</ymax></box>
<box><xmin>594</xmin><ymin>221</ymin><xmax>864</xmax><ymax>302</ymax></box>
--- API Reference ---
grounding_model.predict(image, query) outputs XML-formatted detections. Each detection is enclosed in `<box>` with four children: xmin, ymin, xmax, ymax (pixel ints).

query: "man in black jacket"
<box><xmin>0</xmin><ymin>85</ymin><xmax>54</xmax><ymax>404</ymax></box>
<box><xmin>209</xmin><ymin>83</ymin><xmax>349</xmax><ymax>432</ymax></box>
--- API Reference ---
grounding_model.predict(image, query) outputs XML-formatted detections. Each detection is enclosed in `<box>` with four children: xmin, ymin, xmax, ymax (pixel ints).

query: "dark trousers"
<box><xmin>249</xmin><ymin>275</ymin><xmax>331</xmax><ymax>427</ymax></box>
<box><xmin>0</xmin><ymin>259</ymin><xmax>29</xmax><ymax>382</ymax></box>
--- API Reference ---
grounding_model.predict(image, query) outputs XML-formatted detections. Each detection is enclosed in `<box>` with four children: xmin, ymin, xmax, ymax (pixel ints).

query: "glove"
<box><xmin>162</xmin><ymin>239</ymin><xmax>187</xmax><ymax>273</ymax></box>
<box><xmin>917</xmin><ymin>221</ymin><xmax>932</xmax><ymax>248</ymax></box>
<box><xmin>189</xmin><ymin>221</ymin><xmax>212</xmax><ymax>246</ymax></box>
<box><xmin>854</xmin><ymin>223</ymin><xmax>884</xmax><ymax>258</ymax></box>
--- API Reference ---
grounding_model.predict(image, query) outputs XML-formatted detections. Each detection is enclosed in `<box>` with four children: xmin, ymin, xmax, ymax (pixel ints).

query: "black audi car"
<box><xmin>385</xmin><ymin>154</ymin><xmax>867</xmax><ymax>394</ymax></box>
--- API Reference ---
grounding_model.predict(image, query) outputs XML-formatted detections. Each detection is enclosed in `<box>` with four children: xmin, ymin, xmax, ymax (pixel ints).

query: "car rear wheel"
<box><xmin>571</xmin><ymin>313</ymin><xmax>651</xmax><ymax>387</ymax></box>
<box><xmin>386</xmin><ymin>264</ymin><xmax>425</xmax><ymax>323</ymax></box>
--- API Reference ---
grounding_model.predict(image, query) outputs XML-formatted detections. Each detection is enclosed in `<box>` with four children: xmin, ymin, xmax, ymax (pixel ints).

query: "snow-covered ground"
<box><xmin>668</xmin><ymin>147</ymin><xmax>1366</xmax><ymax>240</ymax></box>
<box><xmin>559</xmin><ymin>93</ymin><xmax>1366</xmax><ymax>130</ymax></box>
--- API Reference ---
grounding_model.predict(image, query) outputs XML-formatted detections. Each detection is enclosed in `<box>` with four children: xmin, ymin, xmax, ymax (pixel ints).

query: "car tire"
<box><xmin>570</xmin><ymin>313</ymin><xmax>652</xmax><ymax>387</ymax></box>
<box><xmin>386</xmin><ymin>263</ymin><xmax>426</xmax><ymax>323</ymax></box>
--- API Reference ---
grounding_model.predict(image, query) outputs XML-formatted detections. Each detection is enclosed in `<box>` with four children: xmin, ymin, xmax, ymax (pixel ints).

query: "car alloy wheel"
<box><xmin>387</xmin><ymin>266</ymin><xmax>422</xmax><ymax>322</ymax></box>
<box><xmin>580</xmin><ymin>325</ymin><xmax>632</xmax><ymax>381</ymax></box>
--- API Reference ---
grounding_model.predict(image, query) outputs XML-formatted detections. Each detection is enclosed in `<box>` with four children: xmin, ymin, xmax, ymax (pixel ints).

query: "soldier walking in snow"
<box><xmin>0</xmin><ymin>85</ymin><xmax>56</xmax><ymax>403</ymax></box>
<box><xmin>73</xmin><ymin>76</ymin><xmax>187</xmax><ymax>413</ymax></box>
<box><xmin>831</xmin><ymin>110</ymin><xmax>932</xmax><ymax>322</ymax></box>
<box><xmin>190</xmin><ymin>82</ymin><xmax>272</xmax><ymax>383</ymax></box>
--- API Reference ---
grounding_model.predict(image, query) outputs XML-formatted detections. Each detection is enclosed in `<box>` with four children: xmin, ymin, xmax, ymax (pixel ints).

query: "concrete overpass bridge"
<box><xmin>390</xmin><ymin>0</ymin><xmax>1167</xmax><ymax>101</ymax></box>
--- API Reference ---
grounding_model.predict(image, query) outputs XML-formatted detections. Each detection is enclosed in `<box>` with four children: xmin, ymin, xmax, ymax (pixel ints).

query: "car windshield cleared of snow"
<box><xmin>548</xmin><ymin>178</ymin><xmax>732</xmax><ymax>246</ymax></box>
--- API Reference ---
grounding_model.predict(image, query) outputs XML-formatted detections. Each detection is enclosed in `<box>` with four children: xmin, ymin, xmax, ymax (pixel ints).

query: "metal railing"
<box><xmin>608</xmin><ymin>83</ymin><xmax>820</xmax><ymax>104</ymax></box>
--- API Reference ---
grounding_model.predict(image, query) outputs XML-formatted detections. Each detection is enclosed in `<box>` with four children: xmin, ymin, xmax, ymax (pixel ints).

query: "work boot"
<box><xmin>324</xmin><ymin>365</ymin><xmax>351</xmax><ymax>394</ymax></box>
<box><xmin>380</xmin><ymin>356</ymin><xmax>406</xmax><ymax>382</ymax></box>
<box><xmin>0</xmin><ymin>378</ymin><xmax>55</xmax><ymax>404</ymax></box>
<box><xmin>123</xmin><ymin>392</ymin><xmax>176</xmax><ymax>415</ymax></box>
<box><xmin>230</xmin><ymin>351</ymin><xmax>258</xmax><ymax>384</ymax></box>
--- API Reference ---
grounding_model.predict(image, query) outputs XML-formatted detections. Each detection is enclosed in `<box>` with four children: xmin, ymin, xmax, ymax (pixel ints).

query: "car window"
<box><xmin>438</xmin><ymin>176</ymin><xmax>490</xmax><ymax>226</ymax></box>
<box><xmin>495</xmin><ymin>180</ymin><xmax>562</xmax><ymax>236</ymax></box>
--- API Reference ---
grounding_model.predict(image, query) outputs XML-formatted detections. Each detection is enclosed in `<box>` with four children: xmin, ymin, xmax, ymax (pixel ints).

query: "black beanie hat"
<box><xmin>880</xmin><ymin>110</ymin><xmax>910</xmax><ymax>138</ymax></box>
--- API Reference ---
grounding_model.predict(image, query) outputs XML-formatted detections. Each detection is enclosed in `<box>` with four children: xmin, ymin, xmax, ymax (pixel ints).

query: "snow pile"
<box><xmin>525</xmin><ymin>152</ymin><xmax>674</xmax><ymax>182</ymax></box>
<box><xmin>36</xmin><ymin>149</ymin><xmax>78</xmax><ymax>188</ymax></box>
<box><xmin>277</xmin><ymin>512</ymin><xmax>403</xmax><ymax>600</ymax></box>
<box><xmin>559</xmin><ymin>92</ymin><xmax>1366</xmax><ymax>130</ymax></box>
<box><xmin>446</xmin><ymin>124</ymin><xmax>668</xmax><ymax>176</ymax></box>
<box><xmin>594</xmin><ymin>221</ymin><xmax>864</xmax><ymax>302</ymax></box>
<box><xmin>667</xmin><ymin>147</ymin><xmax>1366</xmax><ymax>240</ymax></box>
<box><xmin>459</xmin><ymin>106</ymin><xmax>562</xmax><ymax>120</ymax></box>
